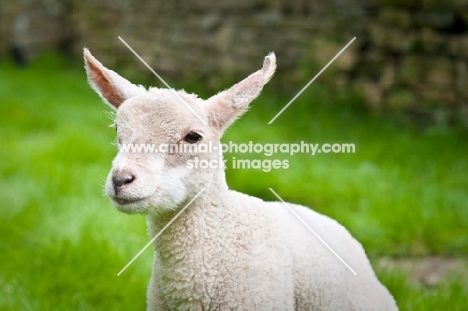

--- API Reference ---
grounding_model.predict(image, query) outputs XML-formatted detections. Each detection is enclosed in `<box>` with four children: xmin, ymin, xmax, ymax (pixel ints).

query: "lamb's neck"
<box><xmin>146</xmin><ymin>170</ymin><xmax>231</xmax><ymax>244</ymax></box>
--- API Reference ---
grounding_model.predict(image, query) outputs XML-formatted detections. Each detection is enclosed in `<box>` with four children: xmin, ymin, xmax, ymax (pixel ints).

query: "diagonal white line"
<box><xmin>118</xmin><ymin>36</ymin><xmax>207</xmax><ymax>124</ymax></box>
<box><xmin>268</xmin><ymin>188</ymin><xmax>357</xmax><ymax>275</ymax></box>
<box><xmin>268</xmin><ymin>37</ymin><xmax>356</xmax><ymax>124</ymax></box>
<box><xmin>117</xmin><ymin>188</ymin><xmax>206</xmax><ymax>276</ymax></box>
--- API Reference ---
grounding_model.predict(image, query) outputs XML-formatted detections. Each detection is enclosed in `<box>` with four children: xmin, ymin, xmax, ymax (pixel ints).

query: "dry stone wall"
<box><xmin>2</xmin><ymin>0</ymin><xmax>468</xmax><ymax>116</ymax></box>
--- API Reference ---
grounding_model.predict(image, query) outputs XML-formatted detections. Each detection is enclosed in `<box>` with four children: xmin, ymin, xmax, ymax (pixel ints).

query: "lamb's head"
<box><xmin>84</xmin><ymin>49</ymin><xmax>275</xmax><ymax>214</ymax></box>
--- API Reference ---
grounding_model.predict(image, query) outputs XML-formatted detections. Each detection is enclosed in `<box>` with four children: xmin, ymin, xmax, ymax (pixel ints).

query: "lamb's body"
<box><xmin>83</xmin><ymin>49</ymin><xmax>398</xmax><ymax>310</ymax></box>
<box><xmin>147</xmin><ymin>189</ymin><xmax>397</xmax><ymax>310</ymax></box>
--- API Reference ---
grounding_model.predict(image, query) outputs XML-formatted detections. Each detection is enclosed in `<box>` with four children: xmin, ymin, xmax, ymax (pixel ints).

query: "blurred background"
<box><xmin>1</xmin><ymin>0</ymin><xmax>467</xmax><ymax>310</ymax></box>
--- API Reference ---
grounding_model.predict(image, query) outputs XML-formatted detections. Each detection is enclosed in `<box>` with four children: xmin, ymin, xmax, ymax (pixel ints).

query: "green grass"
<box><xmin>0</xmin><ymin>53</ymin><xmax>467</xmax><ymax>310</ymax></box>
<box><xmin>376</xmin><ymin>266</ymin><xmax>468</xmax><ymax>311</ymax></box>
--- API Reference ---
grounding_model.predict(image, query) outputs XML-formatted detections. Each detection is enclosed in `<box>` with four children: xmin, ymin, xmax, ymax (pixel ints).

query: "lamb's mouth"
<box><xmin>112</xmin><ymin>196</ymin><xmax>145</xmax><ymax>205</ymax></box>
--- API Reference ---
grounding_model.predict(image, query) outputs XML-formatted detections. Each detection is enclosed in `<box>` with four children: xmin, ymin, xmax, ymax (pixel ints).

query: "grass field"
<box><xmin>1</xmin><ymin>53</ymin><xmax>467</xmax><ymax>310</ymax></box>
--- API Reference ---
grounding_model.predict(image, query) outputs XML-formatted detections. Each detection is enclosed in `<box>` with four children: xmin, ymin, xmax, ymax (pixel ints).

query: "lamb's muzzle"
<box><xmin>112</xmin><ymin>169</ymin><xmax>135</xmax><ymax>192</ymax></box>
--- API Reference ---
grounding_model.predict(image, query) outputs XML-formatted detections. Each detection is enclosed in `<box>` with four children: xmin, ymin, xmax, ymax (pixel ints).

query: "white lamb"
<box><xmin>84</xmin><ymin>48</ymin><xmax>398</xmax><ymax>311</ymax></box>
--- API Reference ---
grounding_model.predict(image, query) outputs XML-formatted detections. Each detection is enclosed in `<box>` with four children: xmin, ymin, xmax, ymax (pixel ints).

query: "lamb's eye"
<box><xmin>184</xmin><ymin>131</ymin><xmax>202</xmax><ymax>144</ymax></box>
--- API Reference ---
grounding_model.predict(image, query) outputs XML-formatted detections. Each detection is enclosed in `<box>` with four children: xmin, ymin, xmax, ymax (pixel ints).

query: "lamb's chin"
<box><xmin>111</xmin><ymin>197</ymin><xmax>148</xmax><ymax>214</ymax></box>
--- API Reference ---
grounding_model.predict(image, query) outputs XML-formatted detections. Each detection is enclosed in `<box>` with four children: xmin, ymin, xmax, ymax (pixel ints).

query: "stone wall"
<box><xmin>2</xmin><ymin>0</ymin><xmax>468</xmax><ymax>117</ymax></box>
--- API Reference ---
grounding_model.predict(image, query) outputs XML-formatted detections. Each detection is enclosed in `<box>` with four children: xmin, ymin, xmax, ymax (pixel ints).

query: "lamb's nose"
<box><xmin>112</xmin><ymin>170</ymin><xmax>135</xmax><ymax>191</ymax></box>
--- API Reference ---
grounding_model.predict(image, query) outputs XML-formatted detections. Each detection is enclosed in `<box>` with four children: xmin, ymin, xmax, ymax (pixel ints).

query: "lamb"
<box><xmin>84</xmin><ymin>48</ymin><xmax>398</xmax><ymax>311</ymax></box>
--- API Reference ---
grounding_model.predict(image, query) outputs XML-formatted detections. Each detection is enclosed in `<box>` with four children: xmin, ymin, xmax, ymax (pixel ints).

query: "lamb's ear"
<box><xmin>83</xmin><ymin>48</ymin><xmax>145</xmax><ymax>109</ymax></box>
<box><xmin>206</xmin><ymin>52</ymin><xmax>276</xmax><ymax>129</ymax></box>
